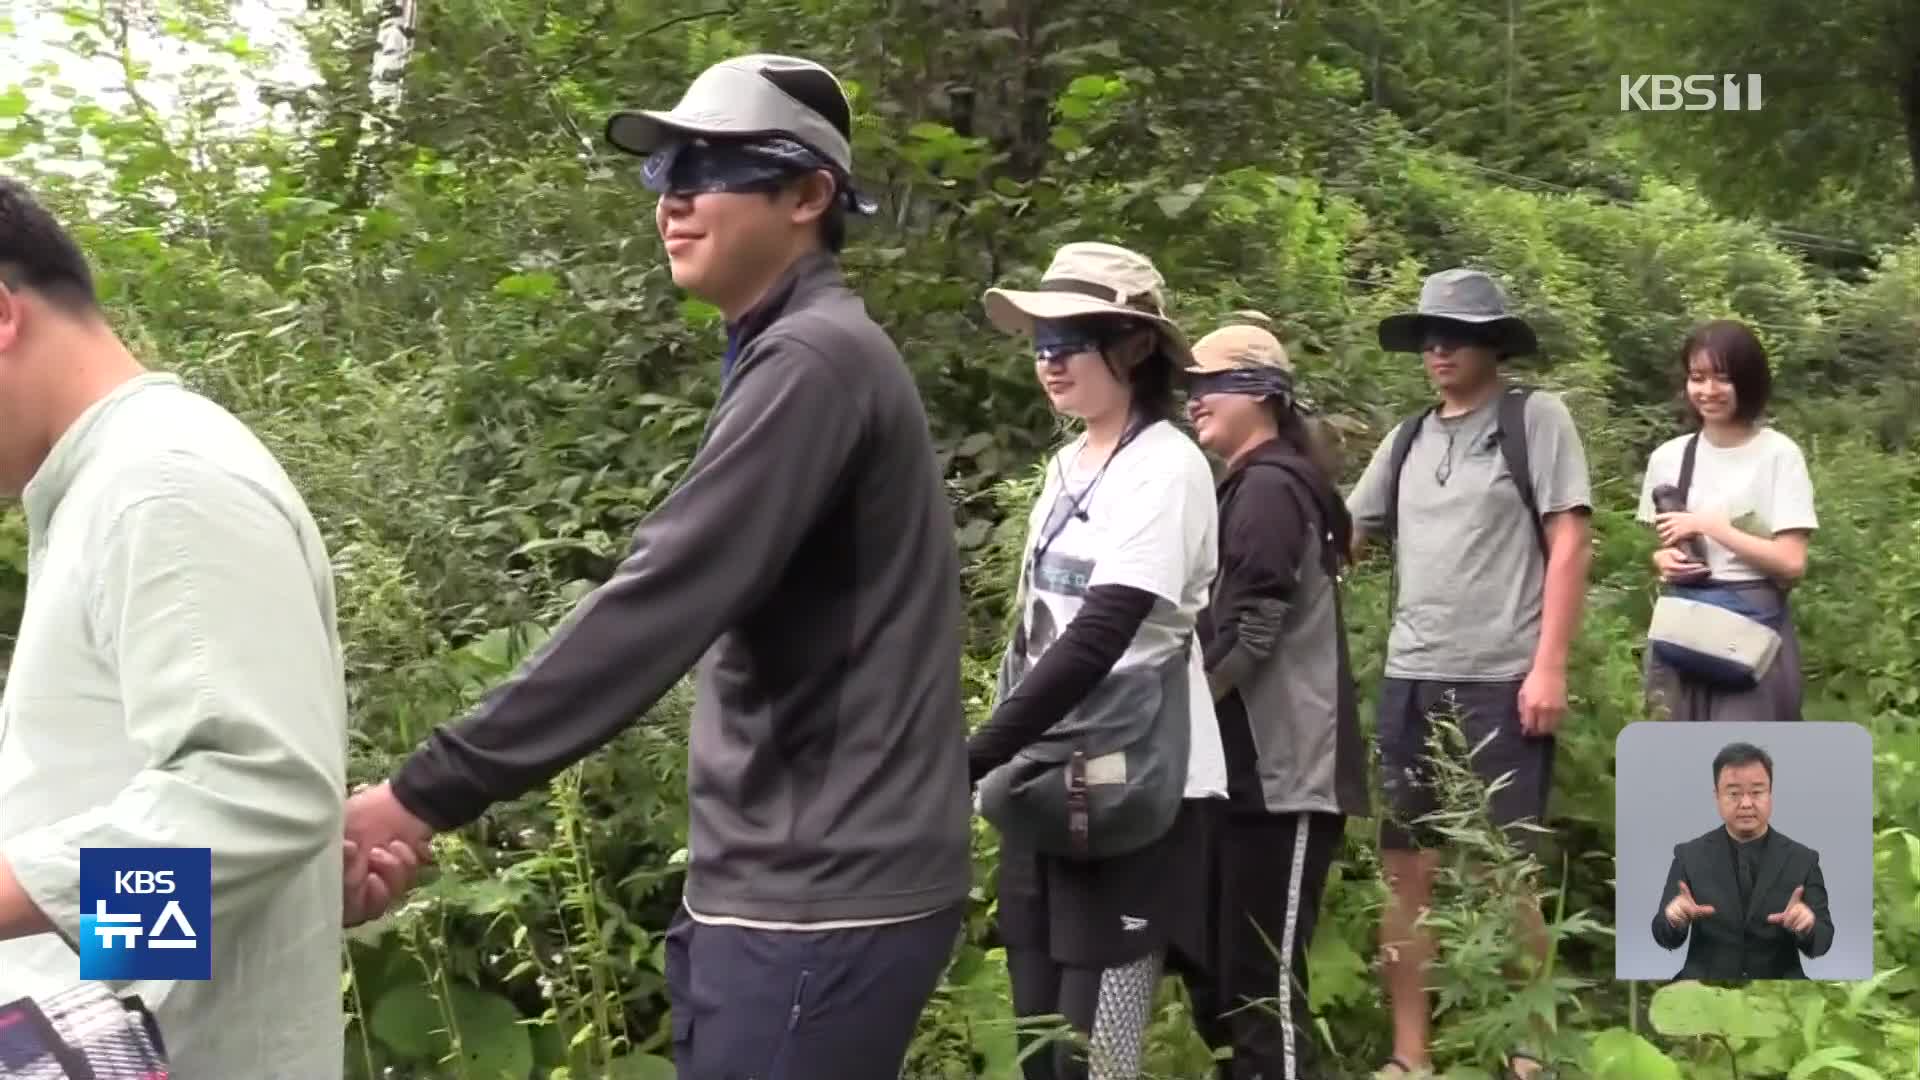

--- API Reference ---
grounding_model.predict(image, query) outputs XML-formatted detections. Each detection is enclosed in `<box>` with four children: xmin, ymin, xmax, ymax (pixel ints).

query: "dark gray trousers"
<box><xmin>663</xmin><ymin>901</ymin><xmax>963</xmax><ymax>1080</ymax></box>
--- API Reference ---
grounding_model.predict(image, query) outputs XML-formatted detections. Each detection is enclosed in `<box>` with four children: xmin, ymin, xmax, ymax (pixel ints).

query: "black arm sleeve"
<box><xmin>967</xmin><ymin>584</ymin><xmax>1156</xmax><ymax>783</ymax></box>
<box><xmin>1205</xmin><ymin>469</ymin><xmax>1312</xmax><ymax>701</ymax></box>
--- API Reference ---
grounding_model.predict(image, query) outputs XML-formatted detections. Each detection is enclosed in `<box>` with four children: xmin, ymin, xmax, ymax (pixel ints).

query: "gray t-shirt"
<box><xmin>1347</xmin><ymin>389</ymin><xmax>1592</xmax><ymax>681</ymax></box>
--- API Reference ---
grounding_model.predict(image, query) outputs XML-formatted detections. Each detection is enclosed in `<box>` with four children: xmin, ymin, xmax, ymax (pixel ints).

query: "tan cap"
<box><xmin>1187</xmin><ymin>324</ymin><xmax>1293</xmax><ymax>374</ymax></box>
<box><xmin>982</xmin><ymin>242</ymin><xmax>1192</xmax><ymax>368</ymax></box>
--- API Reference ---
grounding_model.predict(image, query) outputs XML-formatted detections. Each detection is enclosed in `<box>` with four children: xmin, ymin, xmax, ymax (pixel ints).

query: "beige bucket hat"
<box><xmin>1187</xmin><ymin>322</ymin><xmax>1294</xmax><ymax>374</ymax></box>
<box><xmin>982</xmin><ymin>242</ymin><xmax>1193</xmax><ymax>368</ymax></box>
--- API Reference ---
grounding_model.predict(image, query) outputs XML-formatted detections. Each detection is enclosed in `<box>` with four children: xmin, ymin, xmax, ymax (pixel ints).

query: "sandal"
<box><xmin>1374</xmin><ymin>1056</ymin><xmax>1434</xmax><ymax>1079</ymax></box>
<box><xmin>1504</xmin><ymin>1049</ymin><xmax>1554</xmax><ymax>1079</ymax></box>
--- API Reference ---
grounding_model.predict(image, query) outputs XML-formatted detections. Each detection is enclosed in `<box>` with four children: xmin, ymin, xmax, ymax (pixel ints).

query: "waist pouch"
<box><xmin>1648</xmin><ymin>582</ymin><xmax>1784</xmax><ymax>690</ymax></box>
<box><xmin>0</xmin><ymin>983</ymin><xmax>169</xmax><ymax>1079</ymax></box>
<box><xmin>978</xmin><ymin>636</ymin><xmax>1193</xmax><ymax>861</ymax></box>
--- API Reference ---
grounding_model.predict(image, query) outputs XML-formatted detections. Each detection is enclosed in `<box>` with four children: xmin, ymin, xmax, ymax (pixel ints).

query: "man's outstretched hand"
<box><xmin>1766</xmin><ymin>885</ymin><xmax>1816</xmax><ymax>935</ymax></box>
<box><xmin>342</xmin><ymin>781</ymin><xmax>435</xmax><ymax>927</ymax></box>
<box><xmin>1664</xmin><ymin>880</ymin><xmax>1716</xmax><ymax>928</ymax></box>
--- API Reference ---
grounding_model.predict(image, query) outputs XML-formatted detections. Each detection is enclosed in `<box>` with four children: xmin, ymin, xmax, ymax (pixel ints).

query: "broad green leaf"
<box><xmin>1649</xmin><ymin>981</ymin><xmax>1789</xmax><ymax>1039</ymax></box>
<box><xmin>1790</xmin><ymin>1045</ymin><xmax>1863</xmax><ymax>1079</ymax></box>
<box><xmin>494</xmin><ymin>271</ymin><xmax>560</xmax><ymax>300</ymax></box>
<box><xmin>1064</xmin><ymin>74</ymin><xmax>1109</xmax><ymax>97</ymax></box>
<box><xmin>1305</xmin><ymin>926</ymin><xmax>1371</xmax><ymax>1009</ymax></box>
<box><xmin>678</xmin><ymin>298</ymin><xmax>722</xmax><ymax>327</ymax></box>
<box><xmin>1589</xmin><ymin>1027</ymin><xmax>1682</xmax><ymax>1080</ymax></box>
<box><xmin>1155</xmin><ymin>193</ymin><xmax>1199</xmax><ymax>218</ymax></box>
<box><xmin>0</xmin><ymin>88</ymin><xmax>26</xmax><ymax>119</ymax></box>
<box><xmin>367</xmin><ymin>984</ymin><xmax>441</xmax><ymax>1059</ymax></box>
<box><xmin>439</xmin><ymin>986</ymin><xmax>532</xmax><ymax>1080</ymax></box>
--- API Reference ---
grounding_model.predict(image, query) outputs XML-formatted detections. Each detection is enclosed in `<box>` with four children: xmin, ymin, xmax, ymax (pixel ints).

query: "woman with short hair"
<box><xmin>1639</xmin><ymin>318</ymin><xmax>1816</xmax><ymax>722</ymax></box>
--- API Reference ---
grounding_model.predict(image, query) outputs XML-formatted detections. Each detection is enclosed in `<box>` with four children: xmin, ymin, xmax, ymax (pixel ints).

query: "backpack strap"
<box><xmin>1381</xmin><ymin>404</ymin><xmax>1436</xmax><ymax>548</ymax></box>
<box><xmin>1495</xmin><ymin>385</ymin><xmax>1550</xmax><ymax>560</ymax></box>
<box><xmin>1677</xmin><ymin>431</ymin><xmax>1701</xmax><ymax>502</ymax></box>
<box><xmin>1384</xmin><ymin>387</ymin><xmax>1546</xmax><ymax>559</ymax></box>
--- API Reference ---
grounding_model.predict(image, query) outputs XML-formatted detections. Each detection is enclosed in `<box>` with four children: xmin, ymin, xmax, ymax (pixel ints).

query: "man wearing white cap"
<box><xmin>341</xmin><ymin>55</ymin><xmax>972</xmax><ymax>1080</ymax></box>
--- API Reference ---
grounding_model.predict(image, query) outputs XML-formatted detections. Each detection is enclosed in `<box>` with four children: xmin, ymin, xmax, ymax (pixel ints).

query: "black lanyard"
<box><xmin>1031</xmin><ymin>416</ymin><xmax>1150</xmax><ymax>569</ymax></box>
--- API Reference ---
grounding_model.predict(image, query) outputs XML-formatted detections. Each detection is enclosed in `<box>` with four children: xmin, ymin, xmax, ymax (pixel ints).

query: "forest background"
<box><xmin>3</xmin><ymin>0</ymin><xmax>1920</xmax><ymax>1077</ymax></box>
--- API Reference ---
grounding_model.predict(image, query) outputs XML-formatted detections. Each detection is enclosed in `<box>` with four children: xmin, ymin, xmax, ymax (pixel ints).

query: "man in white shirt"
<box><xmin>0</xmin><ymin>178</ymin><xmax>348</xmax><ymax>1078</ymax></box>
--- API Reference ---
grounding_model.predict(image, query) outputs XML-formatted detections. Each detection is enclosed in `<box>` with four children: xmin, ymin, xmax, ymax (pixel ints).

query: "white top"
<box><xmin>0</xmin><ymin>373</ymin><xmax>347</xmax><ymax>1078</ymax></box>
<box><xmin>1022</xmin><ymin>420</ymin><xmax>1228</xmax><ymax>799</ymax></box>
<box><xmin>1636</xmin><ymin>426</ymin><xmax>1818</xmax><ymax>581</ymax></box>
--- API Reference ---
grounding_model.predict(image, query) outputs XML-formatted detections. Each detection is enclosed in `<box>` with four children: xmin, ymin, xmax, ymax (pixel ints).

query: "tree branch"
<box><xmin>550</xmin><ymin>6</ymin><xmax>738</xmax><ymax>81</ymax></box>
<box><xmin>639</xmin><ymin>7</ymin><xmax>738</xmax><ymax>37</ymax></box>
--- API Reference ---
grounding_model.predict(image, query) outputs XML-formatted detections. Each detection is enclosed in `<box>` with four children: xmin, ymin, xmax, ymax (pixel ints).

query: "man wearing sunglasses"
<box><xmin>341</xmin><ymin>54</ymin><xmax>972</xmax><ymax>1080</ymax></box>
<box><xmin>1345</xmin><ymin>268</ymin><xmax>1592</xmax><ymax>1080</ymax></box>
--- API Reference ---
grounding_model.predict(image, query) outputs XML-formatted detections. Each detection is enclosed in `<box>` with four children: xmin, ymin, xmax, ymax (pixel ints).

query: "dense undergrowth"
<box><xmin>3</xmin><ymin>1</ymin><xmax>1920</xmax><ymax>1077</ymax></box>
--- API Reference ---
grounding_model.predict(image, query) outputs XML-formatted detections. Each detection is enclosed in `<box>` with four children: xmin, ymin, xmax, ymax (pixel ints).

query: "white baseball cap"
<box><xmin>606</xmin><ymin>54</ymin><xmax>856</xmax><ymax>175</ymax></box>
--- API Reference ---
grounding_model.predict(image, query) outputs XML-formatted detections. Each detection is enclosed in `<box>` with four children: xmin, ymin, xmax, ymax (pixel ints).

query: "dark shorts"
<box><xmin>1376</xmin><ymin>677</ymin><xmax>1556</xmax><ymax>854</ymax></box>
<box><xmin>994</xmin><ymin>798</ymin><xmax>1212</xmax><ymax>970</ymax></box>
<box><xmin>664</xmin><ymin>901</ymin><xmax>964</xmax><ymax>1080</ymax></box>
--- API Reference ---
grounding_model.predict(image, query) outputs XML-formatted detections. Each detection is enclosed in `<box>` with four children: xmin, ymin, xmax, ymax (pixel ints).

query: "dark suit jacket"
<box><xmin>1651</xmin><ymin>825</ymin><xmax>1835</xmax><ymax>980</ymax></box>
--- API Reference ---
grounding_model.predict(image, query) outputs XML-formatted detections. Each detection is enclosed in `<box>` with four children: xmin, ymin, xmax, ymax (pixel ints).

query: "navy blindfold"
<box><xmin>1186</xmin><ymin>367</ymin><xmax>1297</xmax><ymax>403</ymax></box>
<box><xmin>641</xmin><ymin>136</ymin><xmax>878</xmax><ymax>214</ymax></box>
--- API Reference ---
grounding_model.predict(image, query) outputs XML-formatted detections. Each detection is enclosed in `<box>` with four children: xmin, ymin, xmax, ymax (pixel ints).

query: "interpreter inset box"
<box><xmin>1614</xmin><ymin>721</ymin><xmax>1872</xmax><ymax>982</ymax></box>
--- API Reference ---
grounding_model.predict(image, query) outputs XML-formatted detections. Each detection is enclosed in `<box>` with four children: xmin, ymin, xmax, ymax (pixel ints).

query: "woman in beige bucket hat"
<box><xmin>968</xmin><ymin>241</ymin><xmax>1227</xmax><ymax>1080</ymax></box>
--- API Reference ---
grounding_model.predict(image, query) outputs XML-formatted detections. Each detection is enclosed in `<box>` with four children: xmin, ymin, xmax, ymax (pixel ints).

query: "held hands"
<box><xmin>1664</xmin><ymin>880</ymin><xmax>1716</xmax><ymax>928</ymax></box>
<box><xmin>1654</xmin><ymin>510</ymin><xmax>1726</xmax><ymax>550</ymax></box>
<box><xmin>342</xmin><ymin>781</ymin><xmax>436</xmax><ymax>927</ymax></box>
<box><xmin>1766</xmin><ymin>886</ymin><xmax>1816</xmax><ymax>935</ymax></box>
<box><xmin>1517</xmin><ymin>666</ymin><xmax>1567</xmax><ymax>736</ymax></box>
<box><xmin>1651</xmin><ymin>546</ymin><xmax>1708</xmax><ymax>584</ymax></box>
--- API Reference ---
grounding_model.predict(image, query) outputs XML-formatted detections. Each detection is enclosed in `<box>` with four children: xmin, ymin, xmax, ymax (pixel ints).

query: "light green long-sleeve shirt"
<box><xmin>0</xmin><ymin>372</ymin><xmax>347</xmax><ymax>1078</ymax></box>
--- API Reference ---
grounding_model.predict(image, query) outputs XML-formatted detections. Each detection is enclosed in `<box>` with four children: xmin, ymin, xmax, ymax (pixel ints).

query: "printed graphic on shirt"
<box><xmin>1013</xmin><ymin>421</ymin><xmax>1228</xmax><ymax>798</ymax></box>
<box><xmin>1033</xmin><ymin>552</ymin><xmax>1096</xmax><ymax>603</ymax></box>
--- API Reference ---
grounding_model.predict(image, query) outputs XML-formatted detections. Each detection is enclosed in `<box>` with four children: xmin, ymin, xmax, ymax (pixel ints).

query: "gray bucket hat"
<box><xmin>604</xmin><ymin>54</ymin><xmax>875</xmax><ymax>214</ymax></box>
<box><xmin>1377</xmin><ymin>267</ymin><xmax>1539</xmax><ymax>356</ymax></box>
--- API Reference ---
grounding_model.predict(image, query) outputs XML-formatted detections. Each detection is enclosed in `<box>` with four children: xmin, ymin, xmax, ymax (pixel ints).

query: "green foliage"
<box><xmin>1597</xmin><ymin>0</ymin><xmax>1920</xmax><ymax>231</ymax></box>
<box><xmin>3</xmin><ymin>1</ymin><xmax>1919</xmax><ymax>1077</ymax></box>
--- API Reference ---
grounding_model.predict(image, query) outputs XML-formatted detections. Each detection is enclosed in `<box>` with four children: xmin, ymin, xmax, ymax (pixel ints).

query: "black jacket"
<box><xmin>1651</xmin><ymin>825</ymin><xmax>1834</xmax><ymax>980</ymax></box>
<box><xmin>1200</xmin><ymin>439</ymin><xmax>1367</xmax><ymax>817</ymax></box>
<box><xmin>392</xmin><ymin>251</ymin><xmax>973</xmax><ymax>923</ymax></box>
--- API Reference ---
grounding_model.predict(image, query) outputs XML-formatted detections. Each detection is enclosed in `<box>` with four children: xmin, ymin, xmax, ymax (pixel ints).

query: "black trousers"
<box><xmin>1006</xmin><ymin>946</ymin><xmax>1164</xmax><ymax>1080</ymax></box>
<box><xmin>663</xmin><ymin>901</ymin><xmax>963</xmax><ymax>1080</ymax></box>
<box><xmin>1174</xmin><ymin>809</ymin><xmax>1345</xmax><ymax>1080</ymax></box>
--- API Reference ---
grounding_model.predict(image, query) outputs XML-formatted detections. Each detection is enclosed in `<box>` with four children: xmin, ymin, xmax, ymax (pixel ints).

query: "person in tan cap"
<box><xmin>1175</xmin><ymin>320</ymin><xmax>1368</xmax><ymax>1080</ymax></box>
<box><xmin>968</xmin><ymin>241</ymin><xmax>1228</xmax><ymax>1080</ymax></box>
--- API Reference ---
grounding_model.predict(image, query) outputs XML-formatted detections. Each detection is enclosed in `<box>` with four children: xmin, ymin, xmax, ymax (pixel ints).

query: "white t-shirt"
<box><xmin>1636</xmin><ymin>426</ymin><xmax>1818</xmax><ymax>581</ymax></box>
<box><xmin>1019</xmin><ymin>419</ymin><xmax>1228</xmax><ymax>799</ymax></box>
